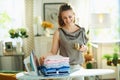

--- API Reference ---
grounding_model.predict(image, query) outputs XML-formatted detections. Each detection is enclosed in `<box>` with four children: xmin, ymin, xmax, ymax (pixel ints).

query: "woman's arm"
<box><xmin>39</xmin><ymin>30</ymin><xmax>60</xmax><ymax>65</ymax></box>
<box><xmin>50</xmin><ymin>30</ymin><xmax>60</xmax><ymax>55</ymax></box>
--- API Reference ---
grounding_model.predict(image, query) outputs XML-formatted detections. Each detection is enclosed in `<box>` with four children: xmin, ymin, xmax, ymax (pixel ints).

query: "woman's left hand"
<box><xmin>79</xmin><ymin>45</ymin><xmax>87</xmax><ymax>52</ymax></box>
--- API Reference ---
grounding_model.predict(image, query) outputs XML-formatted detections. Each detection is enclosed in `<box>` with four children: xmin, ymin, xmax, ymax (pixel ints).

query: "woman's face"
<box><xmin>61</xmin><ymin>10</ymin><xmax>75</xmax><ymax>26</ymax></box>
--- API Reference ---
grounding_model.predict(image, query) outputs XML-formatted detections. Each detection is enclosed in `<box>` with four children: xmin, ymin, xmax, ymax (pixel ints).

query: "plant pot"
<box><xmin>118</xmin><ymin>58</ymin><xmax>120</xmax><ymax>64</ymax></box>
<box><xmin>107</xmin><ymin>60</ymin><xmax>112</xmax><ymax>66</ymax></box>
<box><xmin>86</xmin><ymin>62</ymin><xmax>92</xmax><ymax>69</ymax></box>
<box><xmin>16</xmin><ymin>41</ymin><xmax>22</xmax><ymax>54</ymax></box>
<box><xmin>112</xmin><ymin>59</ymin><xmax>118</xmax><ymax>66</ymax></box>
<box><xmin>44</xmin><ymin>28</ymin><xmax>50</xmax><ymax>37</ymax></box>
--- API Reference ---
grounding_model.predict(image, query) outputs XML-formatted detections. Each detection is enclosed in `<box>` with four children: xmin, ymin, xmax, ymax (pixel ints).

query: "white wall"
<box><xmin>33</xmin><ymin>0</ymin><xmax>68</xmax><ymax>35</ymax></box>
<box><xmin>33</xmin><ymin>0</ymin><xmax>68</xmax><ymax>21</ymax></box>
<box><xmin>68</xmin><ymin>0</ymin><xmax>90</xmax><ymax>29</ymax></box>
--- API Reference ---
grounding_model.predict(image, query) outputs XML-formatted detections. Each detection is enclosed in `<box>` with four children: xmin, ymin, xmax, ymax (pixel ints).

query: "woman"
<box><xmin>40</xmin><ymin>3</ymin><xmax>88</xmax><ymax>80</ymax></box>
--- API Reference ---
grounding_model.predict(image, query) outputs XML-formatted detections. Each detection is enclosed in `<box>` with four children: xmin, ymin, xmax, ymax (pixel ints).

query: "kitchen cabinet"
<box><xmin>0</xmin><ymin>54</ymin><xmax>24</xmax><ymax>73</ymax></box>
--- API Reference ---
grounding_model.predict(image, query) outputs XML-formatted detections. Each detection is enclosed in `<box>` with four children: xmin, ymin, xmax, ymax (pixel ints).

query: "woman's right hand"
<box><xmin>39</xmin><ymin>52</ymin><xmax>54</xmax><ymax>65</ymax></box>
<box><xmin>39</xmin><ymin>56</ymin><xmax>45</xmax><ymax>66</ymax></box>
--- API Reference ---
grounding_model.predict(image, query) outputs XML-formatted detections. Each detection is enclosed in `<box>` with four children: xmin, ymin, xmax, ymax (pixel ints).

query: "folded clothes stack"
<box><xmin>40</xmin><ymin>55</ymin><xmax>70</xmax><ymax>76</ymax></box>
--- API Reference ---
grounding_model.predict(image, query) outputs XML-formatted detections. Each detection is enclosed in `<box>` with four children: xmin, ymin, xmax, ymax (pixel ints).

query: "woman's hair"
<box><xmin>58</xmin><ymin>3</ymin><xmax>73</xmax><ymax>27</ymax></box>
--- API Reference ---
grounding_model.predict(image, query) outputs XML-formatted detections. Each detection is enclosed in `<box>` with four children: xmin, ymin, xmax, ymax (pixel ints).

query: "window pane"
<box><xmin>89</xmin><ymin>0</ymin><xmax>119</xmax><ymax>42</ymax></box>
<box><xmin>0</xmin><ymin>0</ymin><xmax>25</xmax><ymax>41</ymax></box>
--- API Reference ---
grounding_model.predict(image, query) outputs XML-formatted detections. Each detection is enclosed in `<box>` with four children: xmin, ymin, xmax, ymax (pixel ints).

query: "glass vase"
<box><xmin>14</xmin><ymin>38</ymin><xmax>23</xmax><ymax>54</ymax></box>
<box><xmin>44</xmin><ymin>28</ymin><xmax>50</xmax><ymax>37</ymax></box>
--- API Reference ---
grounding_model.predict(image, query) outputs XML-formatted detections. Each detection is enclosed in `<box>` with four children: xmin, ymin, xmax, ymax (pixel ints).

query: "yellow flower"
<box><xmin>41</xmin><ymin>21</ymin><xmax>54</xmax><ymax>30</ymax></box>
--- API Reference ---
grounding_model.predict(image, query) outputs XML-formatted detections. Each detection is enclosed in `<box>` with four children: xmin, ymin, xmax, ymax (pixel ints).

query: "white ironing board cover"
<box><xmin>16</xmin><ymin>69</ymin><xmax>114</xmax><ymax>80</ymax></box>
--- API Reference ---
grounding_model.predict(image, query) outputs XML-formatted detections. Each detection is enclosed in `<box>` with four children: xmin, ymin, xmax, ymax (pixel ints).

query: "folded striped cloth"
<box><xmin>39</xmin><ymin>55</ymin><xmax>70</xmax><ymax>76</ymax></box>
<box><xmin>44</xmin><ymin>55</ymin><xmax>69</xmax><ymax>68</ymax></box>
<box><xmin>40</xmin><ymin>66</ymin><xmax>70</xmax><ymax>76</ymax></box>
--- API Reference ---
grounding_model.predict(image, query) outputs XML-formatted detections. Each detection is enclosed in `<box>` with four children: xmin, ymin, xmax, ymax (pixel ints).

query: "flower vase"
<box><xmin>15</xmin><ymin>38</ymin><xmax>22</xmax><ymax>54</ymax></box>
<box><xmin>44</xmin><ymin>28</ymin><xmax>50</xmax><ymax>37</ymax></box>
<box><xmin>16</xmin><ymin>41</ymin><xmax>22</xmax><ymax>54</ymax></box>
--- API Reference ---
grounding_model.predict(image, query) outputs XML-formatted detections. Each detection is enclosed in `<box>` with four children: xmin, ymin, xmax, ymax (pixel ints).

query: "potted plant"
<box><xmin>112</xmin><ymin>53</ymin><xmax>118</xmax><ymax>66</ymax></box>
<box><xmin>8</xmin><ymin>28</ymin><xmax>29</xmax><ymax>39</ymax></box>
<box><xmin>103</xmin><ymin>54</ymin><xmax>112</xmax><ymax>66</ymax></box>
<box><xmin>112</xmin><ymin>44</ymin><xmax>119</xmax><ymax>66</ymax></box>
<box><xmin>84</xmin><ymin>51</ymin><xmax>93</xmax><ymax>69</ymax></box>
<box><xmin>8</xmin><ymin>28</ymin><xmax>29</xmax><ymax>53</ymax></box>
<box><xmin>84</xmin><ymin>42</ymin><xmax>94</xmax><ymax>69</ymax></box>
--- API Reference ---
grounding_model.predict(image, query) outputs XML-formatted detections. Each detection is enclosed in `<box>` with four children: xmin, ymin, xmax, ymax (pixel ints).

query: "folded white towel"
<box><xmin>44</xmin><ymin>55</ymin><xmax>69</xmax><ymax>61</ymax></box>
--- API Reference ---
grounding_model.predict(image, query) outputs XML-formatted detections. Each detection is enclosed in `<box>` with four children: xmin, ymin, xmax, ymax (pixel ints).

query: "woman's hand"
<box><xmin>39</xmin><ymin>52</ymin><xmax>54</xmax><ymax>65</ymax></box>
<box><xmin>39</xmin><ymin>56</ymin><xmax>45</xmax><ymax>66</ymax></box>
<box><xmin>79</xmin><ymin>45</ymin><xmax>87</xmax><ymax>52</ymax></box>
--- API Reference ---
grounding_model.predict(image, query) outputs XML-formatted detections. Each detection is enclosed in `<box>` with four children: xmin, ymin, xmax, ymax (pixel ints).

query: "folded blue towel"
<box><xmin>42</xmin><ymin>71</ymin><xmax>70</xmax><ymax>76</ymax></box>
<box><xmin>39</xmin><ymin>66</ymin><xmax>70</xmax><ymax>76</ymax></box>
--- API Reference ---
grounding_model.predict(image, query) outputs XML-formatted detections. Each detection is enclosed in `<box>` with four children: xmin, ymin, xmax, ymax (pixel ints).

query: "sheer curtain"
<box><xmin>0</xmin><ymin>0</ymin><xmax>25</xmax><ymax>41</ymax></box>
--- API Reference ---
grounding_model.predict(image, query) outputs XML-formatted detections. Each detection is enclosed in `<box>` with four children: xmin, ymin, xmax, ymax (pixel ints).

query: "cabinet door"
<box><xmin>0</xmin><ymin>55</ymin><xmax>24</xmax><ymax>71</ymax></box>
<box><xmin>34</xmin><ymin>36</ymin><xmax>52</xmax><ymax>58</ymax></box>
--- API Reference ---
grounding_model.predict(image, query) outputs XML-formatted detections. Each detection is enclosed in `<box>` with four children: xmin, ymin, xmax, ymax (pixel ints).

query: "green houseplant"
<box><xmin>84</xmin><ymin>30</ymin><xmax>94</xmax><ymax>69</ymax></box>
<box><xmin>112</xmin><ymin>44</ymin><xmax>119</xmax><ymax>66</ymax></box>
<box><xmin>112</xmin><ymin>53</ymin><xmax>118</xmax><ymax>66</ymax></box>
<box><xmin>8</xmin><ymin>28</ymin><xmax>29</xmax><ymax>53</ymax></box>
<box><xmin>103</xmin><ymin>44</ymin><xmax>119</xmax><ymax>66</ymax></box>
<box><xmin>103</xmin><ymin>54</ymin><xmax>112</xmax><ymax>66</ymax></box>
<box><xmin>8</xmin><ymin>28</ymin><xmax>29</xmax><ymax>39</ymax></box>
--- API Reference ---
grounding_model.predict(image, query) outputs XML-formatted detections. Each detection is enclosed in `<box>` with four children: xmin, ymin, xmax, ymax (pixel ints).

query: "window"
<box><xmin>0</xmin><ymin>0</ymin><xmax>25</xmax><ymax>41</ymax></box>
<box><xmin>89</xmin><ymin>0</ymin><xmax>119</xmax><ymax>42</ymax></box>
<box><xmin>72</xmin><ymin>0</ymin><xmax>119</xmax><ymax>42</ymax></box>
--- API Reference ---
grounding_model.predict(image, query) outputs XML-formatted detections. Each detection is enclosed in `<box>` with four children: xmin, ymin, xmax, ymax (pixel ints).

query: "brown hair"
<box><xmin>58</xmin><ymin>3</ymin><xmax>74</xmax><ymax>27</ymax></box>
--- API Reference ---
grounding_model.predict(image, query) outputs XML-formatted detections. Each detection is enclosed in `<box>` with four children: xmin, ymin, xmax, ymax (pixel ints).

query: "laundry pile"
<box><xmin>40</xmin><ymin>55</ymin><xmax>70</xmax><ymax>76</ymax></box>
